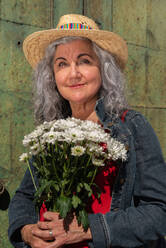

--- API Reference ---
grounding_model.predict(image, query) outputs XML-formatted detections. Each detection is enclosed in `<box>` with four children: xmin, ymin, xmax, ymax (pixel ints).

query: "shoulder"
<box><xmin>123</xmin><ymin>109</ymin><xmax>163</xmax><ymax>154</ymax></box>
<box><xmin>123</xmin><ymin>109</ymin><xmax>146</xmax><ymax>122</ymax></box>
<box><xmin>123</xmin><ymin>109</ymin><xmax>151</xmax><ymax>132</ymax></box>
<box><xmin>122</xmin><ymin>109</ymin><xmax>156</xmax><ymax>144</ymax></box>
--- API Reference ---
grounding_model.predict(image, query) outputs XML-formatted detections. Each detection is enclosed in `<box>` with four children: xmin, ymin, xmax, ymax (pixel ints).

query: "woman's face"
<box><xmin>53</xmin><ymin>39</ymin><xmax>101</xmax><ymax>106</ymax></box>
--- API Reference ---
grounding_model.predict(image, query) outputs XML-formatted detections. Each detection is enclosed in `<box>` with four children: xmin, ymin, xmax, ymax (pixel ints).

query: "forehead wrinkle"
<box><xmin>54</xmin><ymin>40</ymin><xmax>100</xmax><ymax>65</ymax></box>
<box><xmin>77</xmin><ymin>53</ymin><xmax>93</xmax><ymax>59</ymax></box>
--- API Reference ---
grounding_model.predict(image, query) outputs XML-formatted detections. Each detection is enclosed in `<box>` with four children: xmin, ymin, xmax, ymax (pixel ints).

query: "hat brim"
<box><xmin>23</xmin><ymin>29</ymin><xmax>128</xmax><ymax>70</ymax></box>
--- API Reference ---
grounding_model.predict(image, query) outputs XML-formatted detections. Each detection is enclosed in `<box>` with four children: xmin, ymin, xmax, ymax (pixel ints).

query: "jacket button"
<box><xmin>113</xmin><ymin>208</ymin><xmax>119</xmax><ymax>211</ymax></box>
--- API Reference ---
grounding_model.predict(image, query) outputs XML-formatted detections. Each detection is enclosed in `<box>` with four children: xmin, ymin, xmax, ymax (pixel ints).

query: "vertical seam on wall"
<box><xmin>145</xmin><ymin>49</ymin><xmax>149</xmax><ymax>114</ymax></box>
<box><xmin>111</xmin><ymin>0</ymin><xmax>114</xmax><ymax>31</ymax></box>
<box><xmin>146</xmin><ymin>0</ymin><xmax>148</xmax><ymax>49</ymax></box>
<box><xmin>82</xmin><ymin>0</ymin><xmax>85</xmax><ymax>15</ymax></box>
<box><xmin>145</xmin><ymin>0</ymin><xmax>148</xmax><ymax>114</ymax></box>
<box><xmin>50</xmin><ymin>0</ymin><xmax>54</xmax><ymax>28</ymax></box>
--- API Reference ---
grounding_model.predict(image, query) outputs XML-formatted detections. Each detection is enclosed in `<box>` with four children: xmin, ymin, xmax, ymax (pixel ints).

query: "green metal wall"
<box><xmin>0</xmin><ymin>1</ymin><xmax>165</xmax><ymax>247</ymax></box>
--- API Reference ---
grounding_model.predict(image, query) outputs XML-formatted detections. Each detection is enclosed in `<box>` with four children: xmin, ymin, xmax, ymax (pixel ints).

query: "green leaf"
<box><xmin>88</xmin><ymin>192</ymin><xmax>92</xmax><ymax>197</ymax></box>
<box><xmin>56</xmin><ymin>196</ymin><xmax>72</xmax><ymax>218</ymax></box>
<box><xmin>76</xmin><ymin>183</ymin><xmax>83</xmax><ymax>193</ymax></box>
<box><xmin>32</xmin><ymin>161</ymin><xmax>38</xmax><ymax>168</ymax></box>
<box><xmin>78</xmin><ymin>209</ymin><xmax>89</xmax><ymax>231</ymax></box>
<box><xmin>61</xmin><ymin>179</ymin><xmax>70</xmax><ymax>187</ymax></box>
<box><xmin>76</xmin><ymin>184</ymin><xmax>81</xmax><ymax>193</ymax></box>
<box><xmin>92</xmin><ymin>183</ymin><xmax>101</xmax><ymax>198</ymax></box>
<box><xmin>83</xmin><ymin>183</ymin><xmax>92</xmax><ymax>194</ymax></box>
<box><xmin>72</xmin><ymin>195</ymin><xmax>81</xmax><ymax>209</ymax></box>
<box><xmin>53</xmin><ymin>184</ymin><xmax>60</xmax><ymax>192</ymax></box>
<box><xmin>35</xmin><ymin>179</ymin><xmax>54</xmax><ymax>198</ymax></box>
<box><xmin>87</xmin><ymin>171</ymin><xmax>94</xmax><ymax>178</ymax></box>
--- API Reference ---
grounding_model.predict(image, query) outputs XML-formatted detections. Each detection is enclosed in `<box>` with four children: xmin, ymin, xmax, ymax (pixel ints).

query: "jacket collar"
<box><xmin>95</xmin><ymin>98</ymin><xmax>131</xmax><ymax>145</ymax></box>
<box><xmin>95</xmin><ymin>98</ymin><xmax>117</xmax><ymax>127</ymax></box>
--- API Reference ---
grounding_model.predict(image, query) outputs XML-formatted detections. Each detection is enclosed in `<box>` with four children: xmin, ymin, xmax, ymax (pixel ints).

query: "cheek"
<box><xmin>54</xmin><ymin>71</ymin><xmax>65</xmax><ymax>87</ymax></box>
<box><xmin>81</xmin><ymin>68</ymin><xmax>101</xmax><ymax>83</ymax></box>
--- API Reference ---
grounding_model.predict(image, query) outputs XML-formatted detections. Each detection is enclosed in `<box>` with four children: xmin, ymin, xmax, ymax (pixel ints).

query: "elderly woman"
<box><xmin>8</xmin><ymin>14</ymin><xmax>166</xmax><ymax>248</ymax></box>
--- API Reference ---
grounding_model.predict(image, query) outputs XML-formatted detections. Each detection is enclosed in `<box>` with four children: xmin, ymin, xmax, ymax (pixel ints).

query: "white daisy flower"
<box><xmin>71</xmin><ymin>146</ymin><xmax>86</xmax><ymax>156</ymax></box>
<box><xmin>30</xmin><ymin>143</ymin><xmax>41</xmax><ymax>155</ymax></box>
<box><xmin>19</xmin><ymin>153</ymin><xmax>29</xmax><ymax>162</ymax></box>
<box><xmin>64</xmin><ymin>128</ymin><xmax>84</xmax><ymax>143</ymax></box>
<box><xmin>92</xmin><ymin>157</ymin><xmax>105</xmax><ymax>166</ymax></box>
<box><xmin>107</xmin><ymin>139</ymin><xmax>127</xmax><ymax>161</ymax></box>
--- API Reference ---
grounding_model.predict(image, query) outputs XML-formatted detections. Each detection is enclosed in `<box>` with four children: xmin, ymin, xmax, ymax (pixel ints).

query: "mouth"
<box><xmin>69</xmin><ymin>83</ymin><xmax>86</xmax><ymax>89</ymax></box>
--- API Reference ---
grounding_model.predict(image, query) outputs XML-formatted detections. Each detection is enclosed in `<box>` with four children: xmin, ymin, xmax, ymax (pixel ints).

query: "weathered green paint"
<box><xmin>126</xmin><ymin>46</ymin><xmax>166</xmax><ymax>108</ymax></box>
<box><xmin>146</xmin><ymin>49</ymin><xmax>166</xmax><ymax>107</ymax></box>
<box><xmin>146</xmin><ymin>108</ymin><xmax>166</xmax><ymax>151</ymax></box>
<box><xmin>53</xmin><ymin>0</ymin><xmax>83</xmax><ymax>25</ymax></box>
<box><xmin>84</xmin><ymin>0</ymin><xmax>113</xmax><ymax>30</ymax></box>
<box><xmin>0</xmin><ymin>8</ymin><xmax>47</xmax><ymax>248</ymax></box>
<box><xmin>113</xmin><ymin>0</ymin><xmax>147</xmax><ymax>46</ymax></box>
<box><xmin>147</xmin><ymin>0</ymin><xmax>166</xmax><ymax>50</ymax></box>
<box><xmin>0</xmin><ymin>1</ymin><xmax>166</xmax><ymax>247</ymax></box>
<box><xmin>125</xmin><ymin>45</ymin><xmax>147</xmax><ymax>107</ymax></box>
<box><xmin>0</xmin><ymin>0</ymin><xmax>52</xmax><ymax>28</ymax></box>
<box><xmin>0</xmin><ymin>21</ymin><xmax>44</xmax><ymax>92</ymax></box>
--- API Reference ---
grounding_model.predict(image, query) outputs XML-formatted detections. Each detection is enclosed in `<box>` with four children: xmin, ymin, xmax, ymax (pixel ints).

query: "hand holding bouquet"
<box><xmin>19</xmin><ymin>117</ymin><xmax>127</xmax><ymax>230</ymax></box>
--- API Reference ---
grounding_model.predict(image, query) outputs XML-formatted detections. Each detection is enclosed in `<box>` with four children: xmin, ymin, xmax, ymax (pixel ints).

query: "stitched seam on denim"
<box><xmin>100</xmin><ymin>214</ymin><xmax>111</xmax><ymax>248</ymax></box>
<box><xmin>125</xmin><ymin>109</ymin><xmax>141</xmax><ymax>120</ymax></box>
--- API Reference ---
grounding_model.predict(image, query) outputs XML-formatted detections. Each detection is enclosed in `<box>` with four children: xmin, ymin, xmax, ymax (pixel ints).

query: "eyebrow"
<box><xmin>54</xmin><ymin>57</ymin><xmax>67</xmax><ymax>62</ymax></box>
<box><xmin>54</xmin><ymin>53</ymin><xmax>93</xmax><ymax>62</ymax></box>
<box><xmin>78</xmin><ymin>53</ymin><xmax>93</xmax><ymax>59</ymax></box>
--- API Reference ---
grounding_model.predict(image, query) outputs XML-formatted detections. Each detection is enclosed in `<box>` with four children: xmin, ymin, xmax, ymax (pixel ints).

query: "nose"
<box><xmin>69</xmin><ymin>63</ymin><xmax>81</xmax><ymax>79</ymax></box>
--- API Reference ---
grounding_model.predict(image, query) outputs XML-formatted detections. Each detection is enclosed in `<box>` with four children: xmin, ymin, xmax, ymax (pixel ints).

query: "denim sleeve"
<box><xmin>88</xmin><ymin>113</ymin><xmax>166</xmax><ymax>248</ymax></box>
<box><xmin>8</xmin><ymin>160</ymin><xmax>38</xmax><ymax>248</ymax></box>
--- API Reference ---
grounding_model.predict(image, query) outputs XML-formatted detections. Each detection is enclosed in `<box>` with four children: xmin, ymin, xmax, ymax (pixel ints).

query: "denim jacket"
<box><xmin>8</xmin><ymin>99</ymin><xmax>166</xmax><ymax>248</ymax></box>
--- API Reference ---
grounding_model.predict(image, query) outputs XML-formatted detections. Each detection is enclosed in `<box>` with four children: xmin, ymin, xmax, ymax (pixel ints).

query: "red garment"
<box><xmin>40</xmin><ymin>163</ymin><xmax>118</xmax><ymax>248</ymax></box>
<box><xmin>39</xmin><ymin>201</ymin><xmax>47</xmax><ymax>221</ymax></box>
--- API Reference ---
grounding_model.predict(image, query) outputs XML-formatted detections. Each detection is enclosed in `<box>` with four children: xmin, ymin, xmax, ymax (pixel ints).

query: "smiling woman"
<box><xmin>8</xmin><ymin>14</ymin><xmax>166</xmax><ymax>248</ymax></box>
<box><xmin>33</xmin><ymin>35</ymin><xmax>127</xmax><ymax>124</ymax></box>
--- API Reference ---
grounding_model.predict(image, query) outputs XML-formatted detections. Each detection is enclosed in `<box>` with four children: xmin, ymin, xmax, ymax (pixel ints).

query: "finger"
<box><xmin>38</xmin><ymin>219</ymin><xmax>64</xmax><ymax>233</ymax></box>
<box><xmin>43</xmin><ymin>211</ymin><xmax>60</xmax><ymax>221</ymax></box>
<box><xmin>47</xmin><ymin>234</ymin><xmax>68</xmax><ymax>248</ymax></box>
<box><xmin>37</xmin><ymin>221</ymin><xmax>50</xmax><ymax>230</ymax></box>
<box><xmin>31</xmin><ymin>236</ymin><xmax>52</xmax><ymax>248</ymax></box>
<box><xmin>32</xmin><ymin>228</ymin><xmax>55</xmax><ymax>241</ymax></box>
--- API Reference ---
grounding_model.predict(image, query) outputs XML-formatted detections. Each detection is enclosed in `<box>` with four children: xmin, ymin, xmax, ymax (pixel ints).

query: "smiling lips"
<box><xmin>69</xmin><ymin>83</ymin><xmax>86</xmax><ymax>88</ymax></box>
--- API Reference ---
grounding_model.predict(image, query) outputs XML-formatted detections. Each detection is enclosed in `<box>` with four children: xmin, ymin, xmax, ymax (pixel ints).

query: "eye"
<box><xmin>58</xmin><ymin>61</ymin><xmax>67</xmax><ymax>68</ymax></box>
<box><xmin>79</xmin><ymin>58</ymin><xmax>91</xmax><ymax>65</ymax></box>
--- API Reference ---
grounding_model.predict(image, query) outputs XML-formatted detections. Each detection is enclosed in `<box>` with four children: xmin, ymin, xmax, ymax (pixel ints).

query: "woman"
<box><xmin>8</xmin><ymin>14</ymin><xmax>166</xmax><ymax>248</ymax></box>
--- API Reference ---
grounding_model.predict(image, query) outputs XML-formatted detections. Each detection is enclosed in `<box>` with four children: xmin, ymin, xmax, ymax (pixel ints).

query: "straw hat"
<box><xmin>23</xmin><ymin>14</ymin><xmax>128</xmax><ymax>70</ymax></box>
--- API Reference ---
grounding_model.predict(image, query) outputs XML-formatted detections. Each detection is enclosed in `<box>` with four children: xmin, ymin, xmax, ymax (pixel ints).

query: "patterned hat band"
<box><xmin>57</xmin><ymin>23</ymin><xmax>93</xmax><ymax>30</ymax></box>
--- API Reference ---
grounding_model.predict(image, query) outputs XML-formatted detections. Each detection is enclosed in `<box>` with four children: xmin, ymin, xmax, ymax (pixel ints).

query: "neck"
<box><xmin>70</xmin><ymin>102</ymin><xmax>99</xmax><ymax>123</ymax></box>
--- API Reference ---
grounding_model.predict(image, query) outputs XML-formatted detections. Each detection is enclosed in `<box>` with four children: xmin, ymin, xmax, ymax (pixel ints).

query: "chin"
<box><xmin>66</xmin><ymin>96</ymin><xmax>88</xmax><ymax>104</ymax></box>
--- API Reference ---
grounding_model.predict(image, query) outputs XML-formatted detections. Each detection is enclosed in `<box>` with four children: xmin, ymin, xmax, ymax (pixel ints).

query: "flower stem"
<box><xmin>51</xmin><ymin>143</ymin><xmax>60</xmax><ymax>182</ymax></box>
<box><xmin>90</xmin><ymin>167</ymin><xmax>97</xmax><ymax>186</ymax></box>
<box><xmin>26</xmin><ymin>159</ymin><xmax>37</xmax><ymax>191</ymax></box>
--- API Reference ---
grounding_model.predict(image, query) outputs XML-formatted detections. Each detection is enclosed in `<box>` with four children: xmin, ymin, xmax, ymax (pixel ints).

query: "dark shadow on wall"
<box><xmin>0</xmin><ymin>182</ymin><xmax>10</xmax><ymax>210</ymax></box>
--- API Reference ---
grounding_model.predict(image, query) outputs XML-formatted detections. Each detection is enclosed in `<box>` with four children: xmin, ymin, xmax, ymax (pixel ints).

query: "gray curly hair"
<box><xmin>33</xmin><ymin>36</ymin><xmax>128</xmax><ymax>123</ymax></box>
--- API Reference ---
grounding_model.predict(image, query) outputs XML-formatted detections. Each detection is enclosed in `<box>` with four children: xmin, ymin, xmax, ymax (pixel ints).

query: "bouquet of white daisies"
<box><xmin>19</xmin><ymin>117</ymin><xmax>127</xmax><ymax>229</ymax></box>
